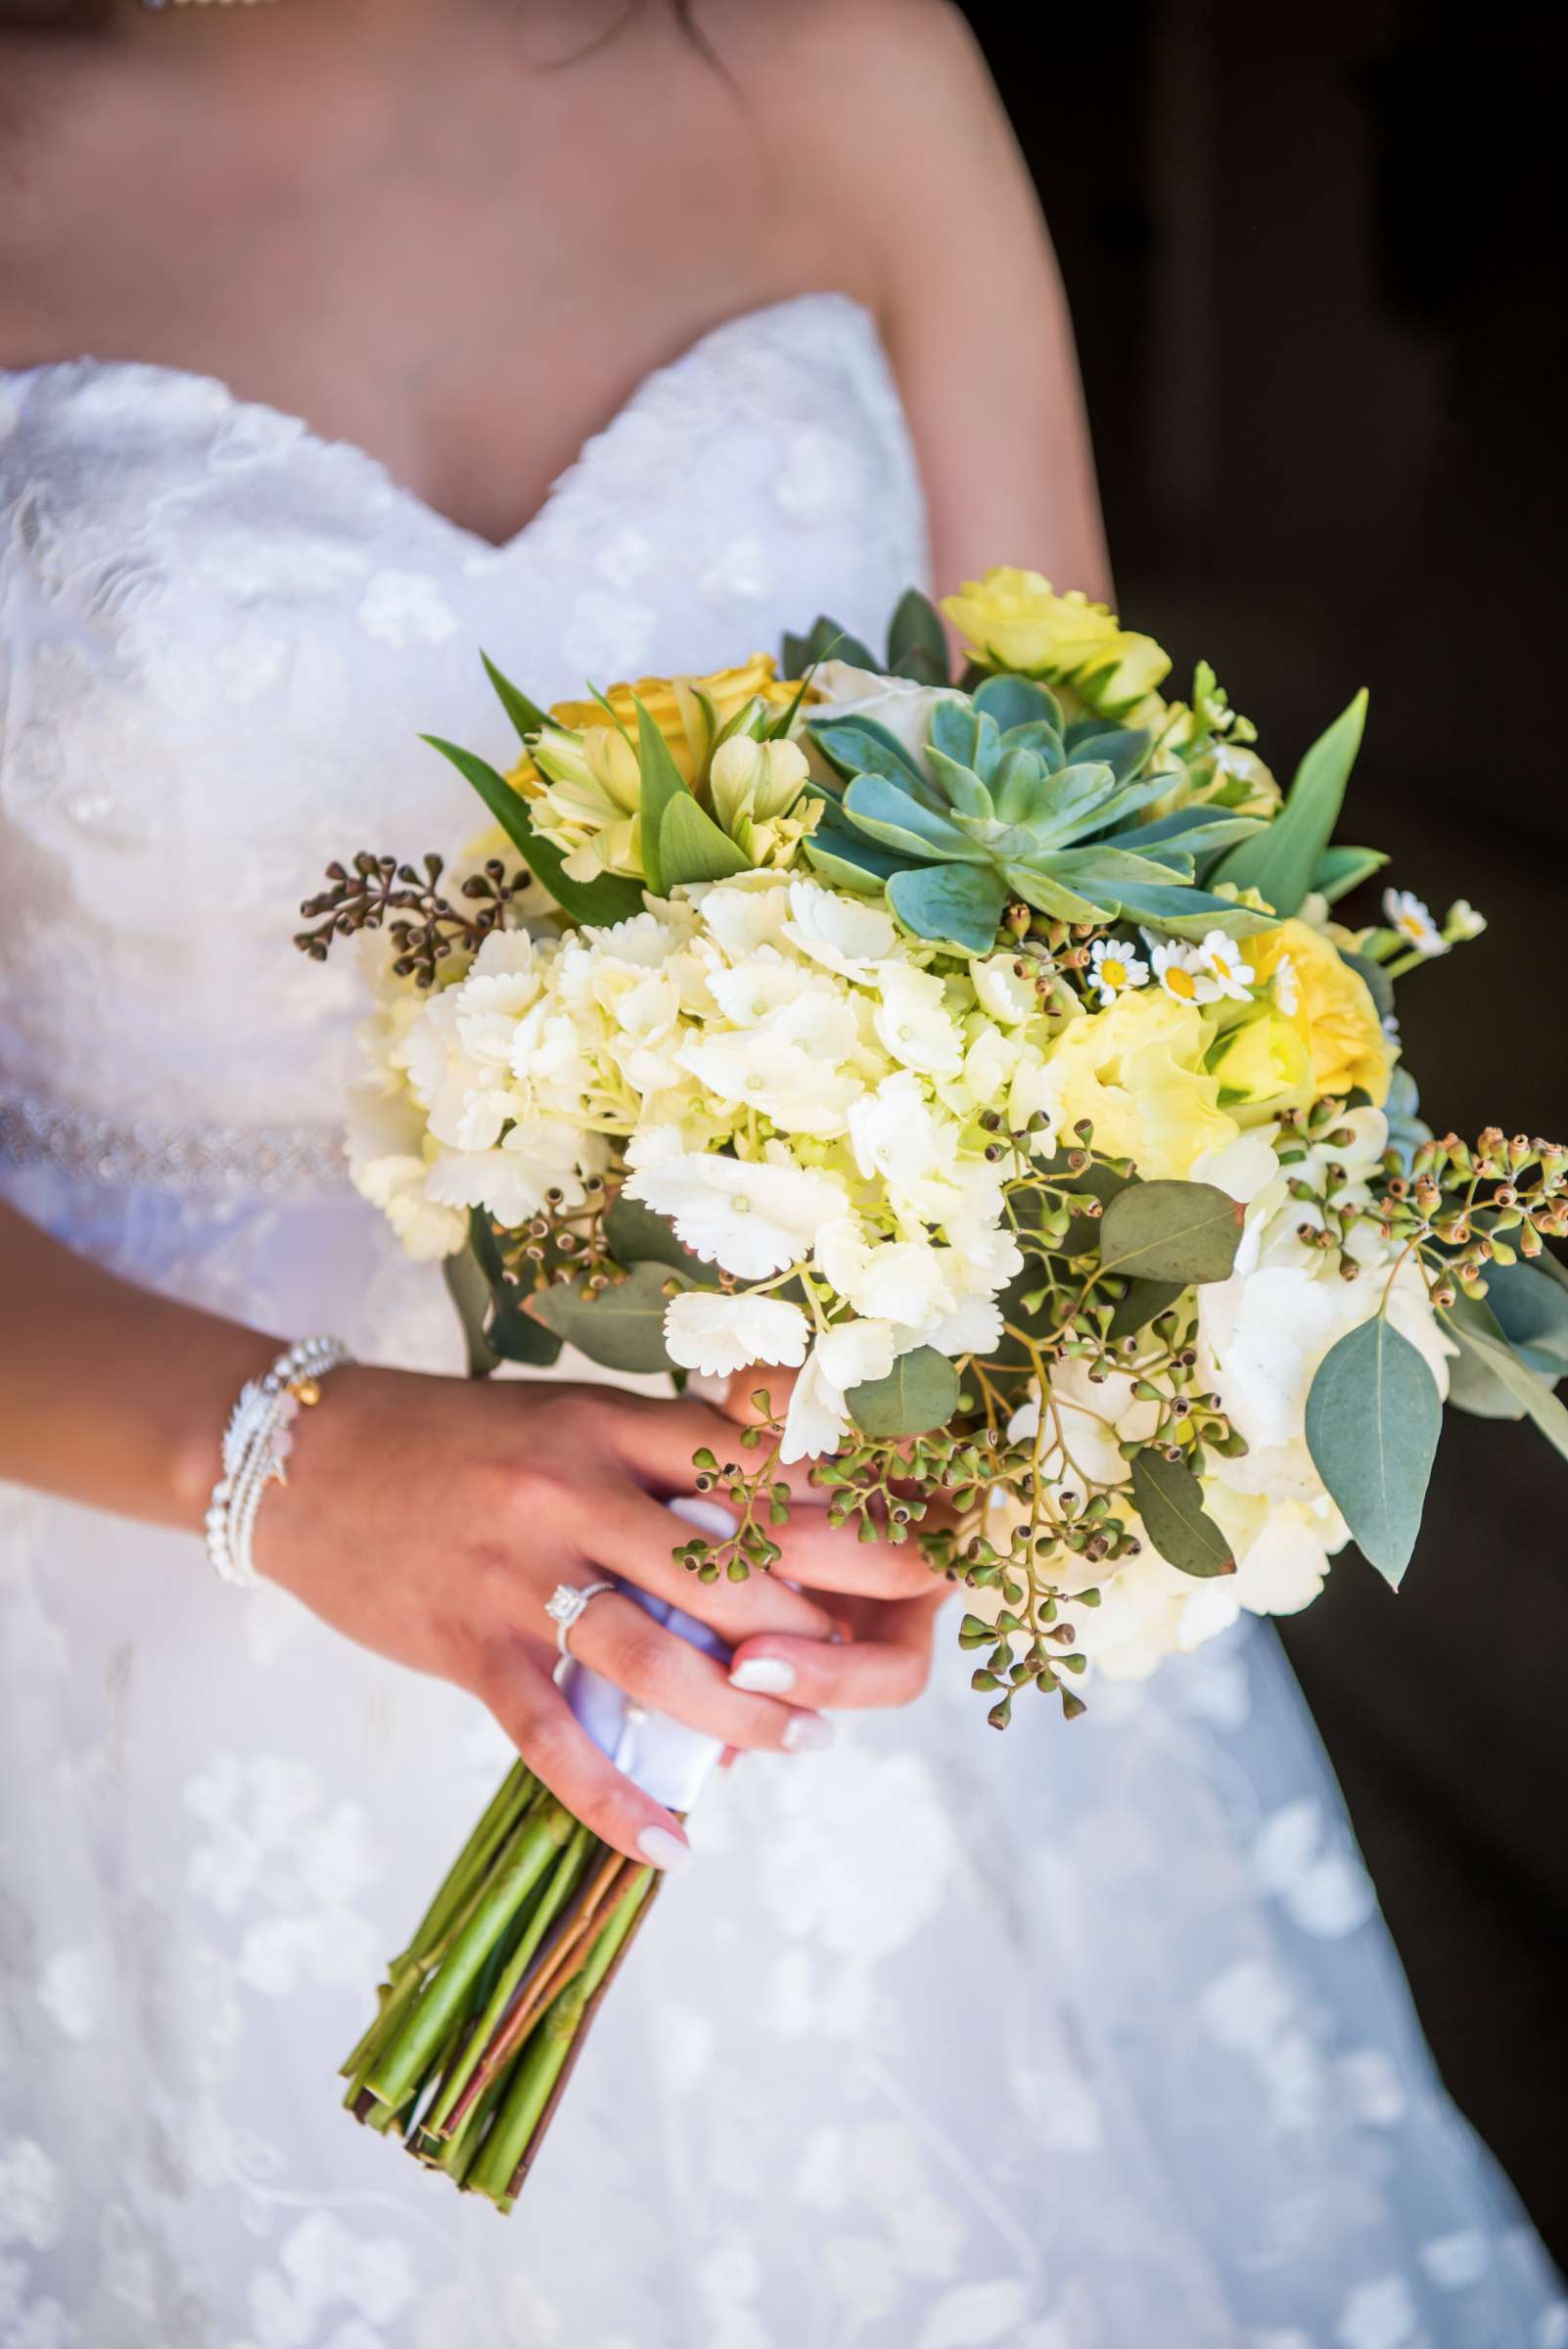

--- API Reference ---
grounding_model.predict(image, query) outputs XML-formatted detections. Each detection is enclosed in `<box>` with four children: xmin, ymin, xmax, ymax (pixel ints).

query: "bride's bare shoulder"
<box><xmin>711</xmin><ymin>0</ymin><xmax>993</xmax><ymax>128</ymax></box>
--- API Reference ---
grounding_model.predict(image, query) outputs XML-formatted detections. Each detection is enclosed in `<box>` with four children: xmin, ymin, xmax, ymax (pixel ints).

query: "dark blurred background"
<box><xmin>962</xmin><ymin>0</ymin><xmax>1568</xmax><ymax>2264</ymax></box>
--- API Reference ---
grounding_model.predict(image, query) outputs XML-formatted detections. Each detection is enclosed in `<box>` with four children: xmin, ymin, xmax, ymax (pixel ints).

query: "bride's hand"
<box><xmin>256</xmin><ymin>1366</ymin><xmax>940</xmax><ymax>1868</ymax></box>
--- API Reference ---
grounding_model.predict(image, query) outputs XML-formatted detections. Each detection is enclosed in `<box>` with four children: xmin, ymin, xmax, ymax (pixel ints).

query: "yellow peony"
<box><xmin>513</xmin><ymin>655</ymin><xmax>799</xmax><ymax>883</ymax></box>
<box><xmin>942</xmin><ymin>567</ymin><xmax>1172</xmax><ymax>719</ymax></box>
<box><xmin>1249</xmin><ymin>919</ymin><xmax>1392</xmax><ymax>1106</ymax></box>
<box><xmin>1027</xmin><ymin>990</ymin><xmax>1239</xmax><ymax>1175</ymax></box>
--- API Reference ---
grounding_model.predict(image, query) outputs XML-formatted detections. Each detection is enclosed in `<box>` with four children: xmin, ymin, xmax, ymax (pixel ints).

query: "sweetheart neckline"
<box><xmin>0</xmin><ymin>291</ymin><xmax>883</xmax><ymax>560</ymax></box>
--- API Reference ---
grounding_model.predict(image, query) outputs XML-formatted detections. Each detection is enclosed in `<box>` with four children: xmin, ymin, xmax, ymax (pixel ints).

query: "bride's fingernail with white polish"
<box><xmin>730</xmin><ymin>1656</ymin><xmax>796</xmax><ymax>1695</ymax></box>
<box><xmin>781</xmin><ymin>1714</ymin><xmax>834</xmax><ymax>1754</ymax></box>
<box><xmin>636</xmin><ymin>1825</ymin><xmax>691</xmax><ymax>1873</ymax></box>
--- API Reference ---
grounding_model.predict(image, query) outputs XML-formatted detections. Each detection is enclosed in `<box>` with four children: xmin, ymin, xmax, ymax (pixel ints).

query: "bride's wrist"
<box><xmin>166</xmin><ymin>1322</ymin><xmax>289</xmax><ymax>1536</ymax></box>
<box><xmin>183</xmin><ymin>1334</ymin><xmax>356</xmax><ymax>1582</ymax></box>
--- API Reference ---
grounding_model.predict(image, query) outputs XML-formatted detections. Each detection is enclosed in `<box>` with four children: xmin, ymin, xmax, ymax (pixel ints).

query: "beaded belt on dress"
<box><xmin>0</xmin><ymin>1082</ymin><xmax>347</xmax><ymax>1198</ymax></box>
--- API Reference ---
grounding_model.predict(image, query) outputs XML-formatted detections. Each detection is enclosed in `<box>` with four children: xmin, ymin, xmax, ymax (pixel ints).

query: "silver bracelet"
<box><xmin>206</xmin><ymin>1336</ymin><xmax>353</xmax><ymax>1589</ymax></box>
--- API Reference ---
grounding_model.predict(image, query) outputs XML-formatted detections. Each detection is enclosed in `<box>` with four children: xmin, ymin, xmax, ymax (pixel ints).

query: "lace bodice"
<box><xmin>0</xmin><ymin>294</ymin><xmax>926</xmax><ymax>1162</ymax></box>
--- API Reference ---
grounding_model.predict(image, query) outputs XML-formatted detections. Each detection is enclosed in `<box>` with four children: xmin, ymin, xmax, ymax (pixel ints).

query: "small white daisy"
<box><xmin>1087</xmin><ymin>936</ymin><xmax>1150</xmax><ymax>1005</ymax></box>
<box><xmin>1147</xmin><ymin>936</ymin><xmax>1219</xmax><ymax>1006</ymax></box>
<box><xmin>1195</xmin><ymin>928</ymin><xmax>1257</xmax><ymax>1002</ymax></box>
<box><xmin>1444</xmin><ymin>898</ymin><xmax>1487</xmax><ymax>944</ymax></box>
<box><xmin>1271</xmin><ymin>954</ymin><xmax>1301</xmax><ymax>1016</ymax></box>
<box><xmin>1383</xmin><ymin>888</ymin><xmax>1448</xmax><ymax>956</ymax></box>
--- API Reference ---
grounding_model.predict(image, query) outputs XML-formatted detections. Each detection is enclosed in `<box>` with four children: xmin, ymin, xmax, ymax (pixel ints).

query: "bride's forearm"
<box><xmin>0</xmin><ymin>1198</ymin><xmax>277</xmax><ymax>1530</ymax></box>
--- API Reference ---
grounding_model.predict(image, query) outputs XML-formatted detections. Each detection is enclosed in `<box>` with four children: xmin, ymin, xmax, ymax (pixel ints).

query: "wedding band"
<box><xmin>544</xmin><ymin>1578</ymin><xmax>618</xmax><ymax>1662</ymax></box>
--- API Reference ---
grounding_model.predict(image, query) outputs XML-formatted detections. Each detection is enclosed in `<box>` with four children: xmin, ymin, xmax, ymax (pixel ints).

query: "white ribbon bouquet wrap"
<box><xmin>562</xmin><ymin>1497</ymin><xmax>735</xmax><ymax>1811</ymax></box>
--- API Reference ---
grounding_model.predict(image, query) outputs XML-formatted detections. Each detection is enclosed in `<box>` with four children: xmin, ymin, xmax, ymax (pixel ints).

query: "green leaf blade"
<box><xmin>480</xmin><ymin>651</ymin><xmax>549</xmax><ymax>745</ymax></box>
<box><xmin>1130</xmin><ymin>1450</ymin><xmax>1235</xmax><ymax>1578</ymax></box>
<box><xmin>418</xmin><ymin>735</ymin><xmax>643</xmax><ymax>928</ymax></box>
<box><xmin>1304</xmin><ymin>1316</ymin><xmax>1442</xmax><ymax>1586</ymax></box>
<box><xmin>1209</xmin><ymin>689</ymin><xmax>1368</xmax><ymax>916</ymax></box>
<box><xmin>633</xmin><ymin>699</ymin><xmax>694</xmax><ymax>899</ymax></box>
<box><xmin>659</xmin><ymin>793</ymin><xmax>751</xmax><ymax>887</ymax></box>
<box><xmin>602</xmin><ymin>1195</ymin><xmax>722</xmax><ymax>1287</ymax></box>
<box><xmin>1096</xmin><ymin>1180</ymin><xmax>1244</xmax><ymax>1285</ymax></box>
<box><xmin>847</xmin><ymin>1346</ymin><xmax>960</xmax><ymax>1440</ymax></box>
<box><xmin>530</xmin><ymin>1260</ymin><xmax>683</xmax><ymax>1374</ymax></box>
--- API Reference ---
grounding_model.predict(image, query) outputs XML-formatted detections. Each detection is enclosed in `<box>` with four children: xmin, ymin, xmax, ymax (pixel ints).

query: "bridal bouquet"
<box><xmin>301</xmin><ymin>568</ymin><xmax>1568</xmax><ymax>2207</ymax></box>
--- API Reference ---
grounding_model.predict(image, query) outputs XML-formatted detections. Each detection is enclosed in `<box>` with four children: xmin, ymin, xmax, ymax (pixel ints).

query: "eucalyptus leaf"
<box><xmin>1096</xmin><ymin>1181</ymin><xmax>1244</xmax><ymax>1285</ymax></box>
<box><xmin>486</xmin><ymin>1295</ymin><xmax>568</xmax><ymax>1368</ymax></box>
<box><xmin>530</xmin><ymin>1260</ymin><xmax>683</xmax><ymax>1374</ymax></box>
<box><xmin>1445</xmin><ymin>1327</ymin><xmax>1529</xmax><ymax>1420</ymax></box>
<box><xmin>418</xmin><ymin>736</ymin><xmax>644</xmax><ymax>927</ymax></box>
<box><xmin>1130</xmin><ymin>1450</ymin><xmax>1235</xmax><ymax>1577</ymax></box>
<box><xmin>443</xmin><ymin>1249</ymin><xmax>502</xmax><ymax>1378</ymax></box>
<box><xmin>1439</xmin><ymin>1302</ymin><xmax>1568</xmax><ymax>1462</ymax></box>
<box><xmin>480</xmin><ymin>650</ymin><xmax>549</xmax><ymax>744</ymax></box>
<box><xmin>1107</xmin><ymin>1278</ymin><xmax>1186</xmax><ymax>1341</ymax></box>
<box><xmin>458</xmin><ymin>1212</ymin><xmax>566</xmax><ymax>1367</ymax></box>
<box><xmin>1209</xmin><ymin>690</ymin><xmax>1368</xmax><ymax>915</ymax></box>
<box><xmin>847</xmin><ymin>1346</ymin><xmax>960</xmax><ymax>1439</ymax></box>
<box><xmin>1304</xmin><ymin>1314</ymin><xmax>1442</xmax><ymax>1584</ymax></box>
<box><xmin>659</xmin><ymin>793</ymin><xmax>751</xmax><ymax>887</ymax></box>
<box><xmin>1481</xmin><ymin>1261</ymin><xmax>1568</xmax><ymax>1376</ymax></box>
<box><xmin>602</xmin><ymin>1196</ymin><xmax>722</xmax><ymax>1287</ymax></box>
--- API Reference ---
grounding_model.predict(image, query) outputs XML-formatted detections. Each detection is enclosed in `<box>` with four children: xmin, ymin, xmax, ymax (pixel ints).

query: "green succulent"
<box><xmin>804</xmin><ymin>675</ymin><xmax>1272</xmax><ymax>955</ymax></box>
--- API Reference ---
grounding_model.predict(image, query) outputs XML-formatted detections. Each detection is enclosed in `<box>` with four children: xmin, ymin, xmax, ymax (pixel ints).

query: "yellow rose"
<box><xmin>1206</xmin><ymin>1009</ymin><xmax>1315</xmax><ymax>1124</ymax></box>
<box><xmin>942</xmin><ymin>567</ymin><xmax>1172</xmax><ymax>718</ymax></box>
<box><xmin>1027</xmin><ymin>990</ymin><xmax>1239</xmax><ymax>1175</ymax></box>
<box><xmin>1249</xmin><ymin>919</ymin><xmax>1392</xmax><ymax>1106</ymax></box>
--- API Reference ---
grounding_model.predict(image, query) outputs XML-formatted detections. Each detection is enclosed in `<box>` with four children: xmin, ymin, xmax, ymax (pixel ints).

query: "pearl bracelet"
<box><xmin>206</xmin><ymin>1336</ymin><xmax>352</xmax><ymax>1589</ymax></box>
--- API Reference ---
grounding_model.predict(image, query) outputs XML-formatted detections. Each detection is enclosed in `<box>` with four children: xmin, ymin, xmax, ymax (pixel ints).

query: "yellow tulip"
<box><xmin>511</xmin><ymin>655</ymin><xmax>800</xmax><ymax>883</ymax></box>
<box><xmin>548</xmin><ymin>655</ymin><xmax>795</xmax><ymax>785</ymax></box>
<box><xmin>1249</xmin><ymin>919</ymin><xmax>1392</xmax><ymax>1106</ymax></box>
<box><xmin>942</xmin><ymin>567</ymin><xmax>1172</xmax><ymax>718</ymax></box>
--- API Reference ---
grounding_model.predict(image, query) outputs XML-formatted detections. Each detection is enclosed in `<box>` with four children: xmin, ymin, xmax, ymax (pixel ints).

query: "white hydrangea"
<box><xmin>351</xmin><ymin>871</ymin><xmax>1050</xmax><ymax>1450</ymax></box>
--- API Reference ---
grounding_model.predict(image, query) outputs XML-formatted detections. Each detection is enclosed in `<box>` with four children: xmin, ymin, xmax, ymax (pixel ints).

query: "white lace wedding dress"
<box><xmin>0</xmin><ymin>295</ymin><xmax>1561</xmax><ymax>2349</ymax></box>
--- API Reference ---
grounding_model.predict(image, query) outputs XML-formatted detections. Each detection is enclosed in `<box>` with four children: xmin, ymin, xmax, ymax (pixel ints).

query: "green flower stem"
<box><xmin>422</xmin><ymin>1823</ymin><xmax>592</xmax><ymax>2141</ymax></box>
<box><xmin>397</xmin><ymin>1763</ymin><xmax>538</xmax><ymax>1971</ymax></box>
<box><xmin>468</xmin><ymin>1868</ymin><xmax>655</xmax><ymax>2209</ymax></box>
<box><xmin>340</xmin><ymin>1764</ymin><xmax>537</xmax><ymax>2093</ymax></box>
<box><xmin>438</xmin><ymin>1841</ymin><xmax>629</xmax><ymax>2137</ymax></box>
<box><xmin>364</xmin><ymin>1801</ymin><xmax>576</xmax><ymax>2113</ymax></box>
<box><xmin>436</xmin><ymin>2065</ymin><xmax>513</xmax><ymax>2188</ymax></box>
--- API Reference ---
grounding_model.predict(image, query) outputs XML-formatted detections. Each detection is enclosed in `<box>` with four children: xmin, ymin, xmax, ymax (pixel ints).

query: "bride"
<box><xmin>0</xmin><ymin>3</ymin><xmax>1559</xmax><ymax>2341</ymax></box>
